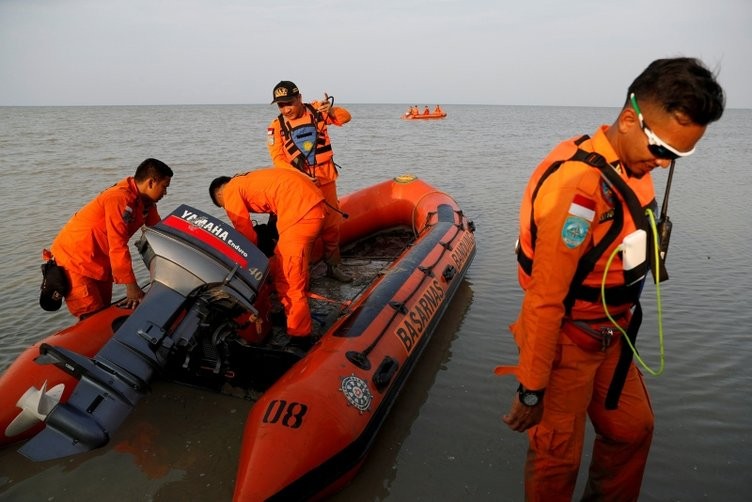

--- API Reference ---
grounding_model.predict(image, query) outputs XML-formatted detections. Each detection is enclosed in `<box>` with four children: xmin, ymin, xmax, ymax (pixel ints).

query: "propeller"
<box><xmin>4</xmin><ymin>381</ymin><xmax>64</xmax><ymax>437</ymax></box>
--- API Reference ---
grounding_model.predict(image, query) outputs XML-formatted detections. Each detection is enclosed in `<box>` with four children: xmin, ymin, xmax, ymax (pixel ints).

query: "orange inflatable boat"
<box><xmin>402</xmin><ymin>111</ymin><xmax>447</xmax><ymax>120</ymax></box>
<box><xmin>0</xmin><ymin>175</ymin><xmax>476</xmax><ymax>500</ymax></box>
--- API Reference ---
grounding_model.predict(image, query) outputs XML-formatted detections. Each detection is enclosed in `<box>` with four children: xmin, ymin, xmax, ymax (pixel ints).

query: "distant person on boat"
<box><xmin>209</xmin><ymin>167</ymin><xmax>326</xmax><ymax>352</ymax></box>
<box><xmin>423</xmin><ymin>106</ymin><xmax>430</xmax><ymax>115</ymax></box>
<box><xmin>267</xmin><ymin>80</ymin><xmax>352</xmax><ymax>283</ymax></box>
<box><xmin>499</xmin><ymin>57</ymin><xmax>725</xmax><ymax>500</ymax></box>
<box><xmin>434</xmin><ymin>105</ymin><xmax>443</xmax><ymax>115</ymax></box>
<box><xmin>43</xmin><ymin>158</ymin><xmax>173</xmax><ymax>318</ymax></box>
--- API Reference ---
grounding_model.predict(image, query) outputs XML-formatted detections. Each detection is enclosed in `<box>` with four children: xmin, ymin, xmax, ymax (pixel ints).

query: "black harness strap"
<box><xmin>277</xmin><ymin>104</ymin><xmax>332</xmax><ymax>174</ymax></box>
<box><xmin>527</xmin><ymin>135</ymin><xmax>590</xmax><ymax>255</ymax></box>
<box><xmin>562</xmin><ymin>149</ymin><xmax>634</xmax><ymax>314</ymax></box>
<box><xmin>277</xmin><ymin>103</ymin><xmax>322</xmax><ymax>138</ymax></box>
<box><xmin>520</xmin><ymin>139</ymin><xmax>653</xmax><ymax>409</ymax></box>
<box><xmin>606</xmin><ymin>301</ymin><xmax>642</xmax><ymax>409</ymax></box>
<box><xmin>566</xmin><ymin>148</ymin><xmax>651</xmax><ymax>410</ymax></box>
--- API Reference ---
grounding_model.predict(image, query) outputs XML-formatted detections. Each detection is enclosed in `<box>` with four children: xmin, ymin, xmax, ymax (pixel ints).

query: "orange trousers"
<box><xmin>318</xmin><ymin>181</ymin><xmax>342</xmax><ymax>265</ymax></box>
<box><xmin>272</xmin><ymin>210</ymin><xmax>324</xmax><ymax>336</ymax></box>
<box><xmin>525</xmin><ymin>335</ymin><xmax>654</xmax><ymax>502</ymax></box>
<box><xmin>63</xmin><ymin>268</ymin><xmax>113</xmax><ymax>319</ymax></box>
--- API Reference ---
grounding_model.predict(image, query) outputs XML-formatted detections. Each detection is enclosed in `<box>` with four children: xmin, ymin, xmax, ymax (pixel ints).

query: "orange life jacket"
<box><xmin>277</xmin><ymin>104</ymin><xmax>334</xmax><ymax>173</ymax></box>
<box><xmin>516</xmin><ymin>134</ymin><xmax>658</xmax><ymax>317</ymax></box>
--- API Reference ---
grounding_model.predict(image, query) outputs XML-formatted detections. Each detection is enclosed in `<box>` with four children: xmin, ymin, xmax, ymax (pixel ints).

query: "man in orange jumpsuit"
<box><xmin>500</xmin><ymin>58</ymin><xmax>725</xmax><ymax>501</ymax></box>
<box><xmin>48</xmin><ymin>158</ymin><xmax>173</xmax><ymax>319</ymax></box>
<box><xmin>209</xmin><ymin>167</ymin><xmax>326</xmax><ymax>351</ymax></box>
<box><xmin>267</xmin><ymin>80</ymin><xmax>353</xmax><ymax>283</ymax></box>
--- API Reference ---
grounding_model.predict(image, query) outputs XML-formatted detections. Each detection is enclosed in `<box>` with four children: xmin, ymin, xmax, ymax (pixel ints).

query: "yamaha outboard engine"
<box><xmin>17</xmin><ymin>205</ymin><xmax>269</xmax><ymax>461</ymax></box>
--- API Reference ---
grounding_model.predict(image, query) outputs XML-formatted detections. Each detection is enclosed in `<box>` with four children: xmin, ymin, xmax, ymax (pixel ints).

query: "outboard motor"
<box><xmin>17</xmin><ymin>205</ymin><xmax>269</xmax><ymax>461</ymax></box>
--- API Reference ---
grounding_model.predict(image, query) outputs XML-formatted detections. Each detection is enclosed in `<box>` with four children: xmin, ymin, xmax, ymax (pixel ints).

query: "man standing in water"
<box><xmin>500</xmin><ymin>58</ymin><xmax>724</xmax><ymax>500</ymax></box>
<box><xmin>266</xmin><ymin>80</ymin><xmax>353</xmax><ymax>283</ymax></box>
<box><xmin>44</xmin><ymin>158</ymin><xmax>173</xmax><ymax>319</ymax></box>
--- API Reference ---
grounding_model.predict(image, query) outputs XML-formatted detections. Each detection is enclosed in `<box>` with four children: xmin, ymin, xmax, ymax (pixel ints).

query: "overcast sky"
<box><xmin>1</xmin><ymin>0</ymin><xmax>749</xmax><ymax>108</ymax></box>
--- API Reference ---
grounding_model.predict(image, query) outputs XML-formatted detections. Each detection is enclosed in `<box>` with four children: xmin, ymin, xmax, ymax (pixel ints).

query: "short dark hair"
<box><xmin>134</xmin><ymin>158</ymin><xmax>173</xmax><ymax>182</ymax></box>
<box><xmin>209</xmin><ymin>176</ymin><xmax>232</xmax><ymax>207</ymax></box>
<box><xmin>627</xmin><ymin>57</ymin><xmax>725</xmax><ymax>126</ymax></box>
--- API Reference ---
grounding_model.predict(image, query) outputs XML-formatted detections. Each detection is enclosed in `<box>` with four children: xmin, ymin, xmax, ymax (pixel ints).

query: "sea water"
<box><xmin>0</xmin><ymin>104</ymin><xmax>750</xmax><ymax>501</ymax></box>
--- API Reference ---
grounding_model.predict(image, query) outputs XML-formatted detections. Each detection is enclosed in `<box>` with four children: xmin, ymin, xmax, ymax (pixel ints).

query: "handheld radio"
<box><xmin>650</xmin><ymin>160</ymin><xmax>674</xmax><ymax>283</ymax></box>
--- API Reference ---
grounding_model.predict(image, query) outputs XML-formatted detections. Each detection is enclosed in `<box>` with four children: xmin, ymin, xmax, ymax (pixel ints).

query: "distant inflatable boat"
<box><xmin>0</xmin><ymin>175</ymin><xmax>476</xmax><ymax>501</ymax></box>
<box><xmin>402</xmin><ymin>111</ymin><xmax>447</xmax><ymax>120</ymax></box>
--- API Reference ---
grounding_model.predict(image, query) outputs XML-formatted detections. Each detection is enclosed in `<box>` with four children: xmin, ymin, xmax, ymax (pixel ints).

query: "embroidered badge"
<box><xmin>568</xmin><ymin>194</ymin><xmax>596</xmax><ymax>222</ymax></box>
<box><xmin>561</xmin><ymin>216</ymin><xmax>590</xmax><ymax>248</ymax></box>
<box><xmin>340</xmin><ymin>374</ymin><xmax>373</xmax><ymax>413</ymax></box>
<box><xmin>122</xmin><ymin>206</ymin><xmax>134</xmax><ymax>224</ymax></box>
<box><xmin>267</xmin><ymin>128</ymin><xmax>274</xmax><ymax>145</ymax></box>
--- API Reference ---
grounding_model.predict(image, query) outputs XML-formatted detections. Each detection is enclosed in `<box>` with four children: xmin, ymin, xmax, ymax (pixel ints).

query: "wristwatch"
<box><xmin>517</xmin><ymin>384</ymin><xmax>544</xmax><ymax>407</ymax></box>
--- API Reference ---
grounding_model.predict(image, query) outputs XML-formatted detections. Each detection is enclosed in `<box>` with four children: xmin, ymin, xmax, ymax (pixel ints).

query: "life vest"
<box><xmin>277</xmin><ymin>104</ymin><xmax>334</xmax><ymax>174</ymax></box>
<box><xmin>516</xmin><ymin>135</ymin><xmax>656</xmax><ymax>316</ymax></box>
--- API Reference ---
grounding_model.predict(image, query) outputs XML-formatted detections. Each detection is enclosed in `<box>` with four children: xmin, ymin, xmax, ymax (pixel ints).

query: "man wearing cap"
<box><xmin>267</xmin><ymin>80</ymin><xmax>353</xmax><ymax>283</ymax></box>
<box><xmin>45</xmin><ymin>158</ymin><xmax>173</xmax><ymax>319</ymax></box>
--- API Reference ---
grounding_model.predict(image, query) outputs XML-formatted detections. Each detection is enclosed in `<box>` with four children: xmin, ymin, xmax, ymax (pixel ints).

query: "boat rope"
<box><xmin>324</xmin><ymin>199</ymin><xmax>349</xmax><ymax>219</ymax></box>
<box><xmin>307</xmin><ymin>291</ymin><xmax>351</xmax><ymax>307</ymax></box>
<box><xmin>410</xmin><ymin>190</ymin><xmax>458</xmax><ymax>237</ymax></box>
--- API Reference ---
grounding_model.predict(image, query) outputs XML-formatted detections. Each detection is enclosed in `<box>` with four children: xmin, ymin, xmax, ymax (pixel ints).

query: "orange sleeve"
<box><xmin>267</xmin><ymin>118</ymin><xmax>297</xmax><ymax>171</ymax></box>
<box><xmin>222</xmin><ymin>183</ymin><xmax>258</xmax><ymax>245</ymax></box>
<box><xmin>144</xmin><ymin>204</ymin><xmax>161</xmax><ymax>227</ymax></box>
<box><xmin>513</xmin><ymin>172</ymin><xmax>596</xmax><ymax>390</ymax></box>
<box><xmin>103</xmin><ymin>192</ymin><xmax>138</xmax><ymax>284</ymax></box>
<box><xmin>327</xmin><ymin>106</ymin><xmax>351</xmax><ymax>126</ymax></box>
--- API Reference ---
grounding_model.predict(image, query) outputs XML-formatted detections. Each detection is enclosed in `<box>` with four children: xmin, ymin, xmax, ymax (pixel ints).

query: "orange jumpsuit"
<box><xmin>221</xmin><ymin>167</ymin><xmax>325</xmax><ymax>337</ymax></box>
<box><xmin>50</xmin><ymin>177</ymin><xmax>161</xmax><ymax>318</ymax></box>
<box><xmin>267</xmin><ymin>102</ymin><xmax>351</xmax><ymax>264</ymax></box>
<box><xmin>511</xmin><ymin>127</ymin><xmax>656</xmax><ymax>500</ymax></box>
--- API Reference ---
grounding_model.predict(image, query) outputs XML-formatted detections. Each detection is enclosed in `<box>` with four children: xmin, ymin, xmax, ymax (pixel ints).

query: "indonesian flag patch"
<box><xmin>568</xmin><ymin>194</ymin><xmax>596</xmax><ymax>222</ymax></box>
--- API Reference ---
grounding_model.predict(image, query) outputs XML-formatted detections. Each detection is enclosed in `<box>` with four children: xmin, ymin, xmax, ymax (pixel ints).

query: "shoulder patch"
<box><xmin>267</xmin><ymin>127</ymin><xmax>274</xmax><ymax>145</ymax></box>
<box><xmin>568</xmin><ymin>194</ymin><xmax>596</xmax><ymax>222</ymax></box>
<box><xmin>600</xmin><ymin>180</ymin><xmax>615</xmax><ymax>206</ymax></box>
<box><xmin>561</xmin><ymin>216</ymin><xmax>590</xmax><ymax>248</ymax></box>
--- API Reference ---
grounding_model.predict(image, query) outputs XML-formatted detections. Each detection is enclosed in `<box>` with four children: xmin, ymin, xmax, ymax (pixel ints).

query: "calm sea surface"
<box><xmin>0</xmin><ymin>104</ymin><xmax>750</xmax><ymax>501</ymax></box>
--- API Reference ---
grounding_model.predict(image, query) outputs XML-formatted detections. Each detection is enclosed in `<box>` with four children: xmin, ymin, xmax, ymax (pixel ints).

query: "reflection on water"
<box><xmin>0</xmin><ymin>382</ymin><xmax>251</xmax><ymax>500</ymax></box>
<box><xmin>0</xmin><ymin>280</ymin><xmax>474</xmax><ymax>501</ymax></box>
<box><xmin>330</xmin><ymin>280</ymin><xmax>474</xmax><ymax>501</ymax></box>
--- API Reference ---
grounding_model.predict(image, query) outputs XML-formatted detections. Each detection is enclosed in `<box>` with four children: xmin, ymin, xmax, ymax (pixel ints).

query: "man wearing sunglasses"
<box><xmin>500</xmin><ymin>58</ymin><xmax>724</xmax><ymax>500</ymax></box>
<box><xmin>267</xmin><ymin>80</ymin><xmax>353</xmax><ymax>283</ymax></box>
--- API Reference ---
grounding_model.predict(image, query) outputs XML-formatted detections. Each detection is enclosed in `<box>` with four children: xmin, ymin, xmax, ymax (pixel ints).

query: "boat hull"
<box><xmin>402</xmin><ymin>112</ymin><xmax>447</xmax><ymax>120</ymax></box>
<box><xmin>233</xmin><ymin>176</ymin><xmax>476</xmax><ymax>500</ymax></box>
